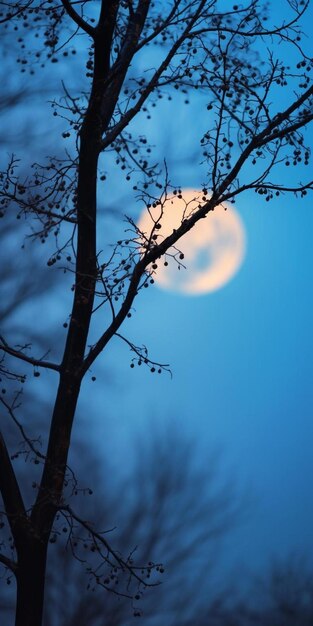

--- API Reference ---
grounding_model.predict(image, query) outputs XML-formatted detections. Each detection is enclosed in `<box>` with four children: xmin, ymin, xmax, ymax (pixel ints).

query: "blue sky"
<box><xmin>3</xmin><ymin>0</ymin><xmax>313</xmax><ymax>593</ymax></box>
<box><xmin>82</xmin><ymin>4</ymin><xmax>313</xmax><ymax>569</ymax></box>
<box><xmin>86</xmin><ymin>182</ymin><xmax>313</xmax><ymax>573</ymax></box>
<box><xmin>72</xmin><ymin>2</ymin><xmax>313</xmax><ymax>576</ymax></box>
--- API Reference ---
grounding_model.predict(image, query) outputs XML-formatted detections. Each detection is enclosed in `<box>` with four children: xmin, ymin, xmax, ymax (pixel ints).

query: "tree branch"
<box><xmin>101</xmin><ymin>0</ymin><xmax>207</xmax><ymax>148</ymax></box>
<box><xmin>0</xmin><ymin>0</ymin><xmax>33</xmax><ymax>24</ymax></box>
<box><xmin>259</xmin><ymin>112</ymin><xmax>313</xmax><ymax>146</ymax></box>
<box><xmin>0</xmin><ymin>431</ymin><xmax>26</xmax><ymax>537</ymax></box>
<box><xmin>0</xmin><ymin>396</ymin><xmax>45</xmax><ymax>461</ymax></box>
<box><xmin>85</xmin><ymin>79</ymin><xmax>313</xmax><ymax>373</ymax></box>
<box><xmin>59</xmin><ymin>504</ymin><xmax>161</xmax><ymax>588</ymax></box>
<box><xmin>94</xmin><ymin>0</ymin><xmax>152</xmax><ymax>132</ymax></box>
<box><xmin>61</xmin><ymin>0</ymin><xmax>95</xmax><ymax>37</ymax></box>
<box><xmin>0</xmin><ymin>336</ymin><xmax>60</xmax><ymax>373</ymax></box>
<box><xmin>0</xmin><ymin>552</ymin><xmax>17</xmax><ymax>574</ymax></box>
<box><xmin>191</xmin><ymin>0</ymin><xmax>309</xmax><ymax>39</ymax></box>
<box><xmin>135</xmin><ymin>0</ymin><xmax>183</xmax><ymax>52</ymax></box>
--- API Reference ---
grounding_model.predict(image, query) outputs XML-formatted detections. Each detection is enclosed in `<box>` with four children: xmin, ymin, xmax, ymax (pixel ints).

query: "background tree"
<box><xmin>208</xmin><ymin>555</ymin><xmax>313</xmax><ymax>626</ymax></box>
<box><xmin>1</xmin><ymin>429</ymin><xmax>239</xmax><ymax>626</ymax></box>
<box><xmin>88</xmin><ymin>432</ymin><xmax>237</xmax><ymax>626</ymax></box>
<box><xmin>1</xmin><ymin>1</ymin><xmax>313</xmax><ymax>625</ymax></box>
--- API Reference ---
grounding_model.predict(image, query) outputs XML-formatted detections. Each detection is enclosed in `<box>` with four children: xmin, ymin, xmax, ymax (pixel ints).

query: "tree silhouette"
<box><xmin>1</xmin><ymin>1</ymin><xmax>313</xmax><ymax>625</ymax></box>
<box><xmin>209</xmin><ymin>555</ymin><xmax>313</xmax><ymax>626</ymax></box>
<box><xmin>1</xmin><ymin>428</ymin><xmax>239</xmax><ymax>626</ymax></box>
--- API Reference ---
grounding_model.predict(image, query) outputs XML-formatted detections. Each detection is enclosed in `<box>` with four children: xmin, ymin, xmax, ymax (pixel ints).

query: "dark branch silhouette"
<box><xmin>0</xmin><ymin>1</ymin><xmax>313</xmax><ymax>624</ymax></box>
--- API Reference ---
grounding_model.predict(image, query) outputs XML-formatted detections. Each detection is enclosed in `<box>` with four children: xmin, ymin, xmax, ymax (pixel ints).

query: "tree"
<box><xmin>208</xmin><ymin>555</ymin><xmax>313</xmax><ymax>626</ymax></box>
<box><xmin>1</xmin><ymin>1</ymin><xmax>313</xmax><ymax>625</ymax></box>
<box><xmin>1</xmin><ymin>427</ymin><xmax>239</xmax><ymax>626</ymax></box>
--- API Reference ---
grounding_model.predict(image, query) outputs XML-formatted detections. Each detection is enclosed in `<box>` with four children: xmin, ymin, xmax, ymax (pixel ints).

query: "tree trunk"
<box><xmin>15</xmin><ymin>539</ymin><xmax>48</xmax><ymax>626</ymax></box>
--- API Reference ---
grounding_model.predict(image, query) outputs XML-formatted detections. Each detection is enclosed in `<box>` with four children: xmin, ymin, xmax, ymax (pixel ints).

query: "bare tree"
<box><xmin>0</xmin><ymin>414</ymin><xmax>239</xmax><ymax>626</ymax></box>
<box><xmin>40</xmin><ymin>431</ymin><xmax>238</xmax><ymax>626</ymax></box>
<box><xmin>207</xmin><ymin>555</ymin><xmax>313</xmax><ymax>626</ymax></box>
<box><xmin>1</xmin><ymin>1</ymin><xmax>313</xmax><ymax>625</ymax></box>
<box><xmin>256</xmin><ymin>555</ymin><xmax>313</xmax><ymax>626</ymax></box>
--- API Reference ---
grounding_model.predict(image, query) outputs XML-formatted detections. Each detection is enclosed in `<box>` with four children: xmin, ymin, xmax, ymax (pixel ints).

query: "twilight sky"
<box><xmin>75</xmin><ymin>1</ymin><xmax>313</xmax><ymax>578</ymax></box>
<box><xmin>88</xmin><ymin>181</ymin><xmax>313</xmax><ymax>575</ymax></box>
<box><xmin>3</xmin><ymin>0</ymin><xmax>313</xmax><ymax>594</ymax></box>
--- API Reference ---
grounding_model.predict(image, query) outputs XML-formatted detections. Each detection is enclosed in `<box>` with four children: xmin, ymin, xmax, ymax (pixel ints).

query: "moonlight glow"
<box><xmin>137</xmin><ymin>189</ymin><xmax>246</xmax><ymax>295</ymax></box>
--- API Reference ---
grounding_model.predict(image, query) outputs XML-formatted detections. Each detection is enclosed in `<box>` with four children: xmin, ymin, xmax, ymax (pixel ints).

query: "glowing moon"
<box><xmin>137</xmin><ymin>189</ymin><xmax>246</xmax><ymax>295</ymax></box>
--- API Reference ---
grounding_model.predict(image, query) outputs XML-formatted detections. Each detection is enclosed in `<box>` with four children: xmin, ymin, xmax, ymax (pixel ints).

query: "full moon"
<box><xmin>137</xmin><ymin>189</ymin><xmax>246</xmax><ymax>295</ymax></box>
